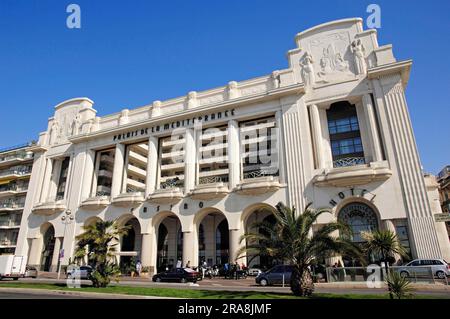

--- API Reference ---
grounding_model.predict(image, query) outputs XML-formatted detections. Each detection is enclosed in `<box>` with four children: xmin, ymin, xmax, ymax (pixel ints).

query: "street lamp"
<box><xmin>57</xmin><ymin>209</ymin><xmax>74</xmax><ymax>280</ymax></box>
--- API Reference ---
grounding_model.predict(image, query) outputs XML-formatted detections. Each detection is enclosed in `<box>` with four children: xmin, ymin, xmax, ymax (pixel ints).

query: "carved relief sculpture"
<box><xmin>300</xmin><ymin>52</ymin><xmax>315</xmax><ymax>88</ymax></box>
<box><xmin>351</xmin><ymin>39</ymin><xmax>367</xmax><ymax>75</ymax></box>
<box><xmin>49</xmin><ymin>120</ymin><xmax>59</xmax><ymax>145</ymax></box>
<box><xmin>71</xmin><ymin>114</ymin><xmax>82</xmax><ymax>136</ymax></box>
<box><xmin>227</xmin><ymin>81</ymin><xmax>239</xmax><ymax>99</ymax></box>
<box><xmin>271</xmin><ymin>70</ymin><xmax>280</xmax><ymax>89</ymax></box>
<box><xmin>187</xmin><ymin>91</ymin><xmax>197</xmax><ymax>109</ymax></box>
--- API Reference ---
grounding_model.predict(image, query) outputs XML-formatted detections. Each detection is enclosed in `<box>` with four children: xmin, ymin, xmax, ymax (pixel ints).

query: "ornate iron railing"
<box><xmin>95</xmin><ymin>191</ymin><xmax>111</xmax><ymax>197</ymax></box>
<box><xmin>243</xmin><ymin>167</ymin><xmax>279</xmax><ymax>179</ymax></box>
<box><xmin>198</xmin><ymin>175</ymin><xmax>228</xmax><ymax>185</ymax></box>
<box><xmin>160</xmin><ymin>177</ymin><xmax>184</xmax><ymax>189</ymax></box>
<box><xmin>333</xmin><ymin>157</ymin><xmax>366</xmax><ymax>168</ymax></box>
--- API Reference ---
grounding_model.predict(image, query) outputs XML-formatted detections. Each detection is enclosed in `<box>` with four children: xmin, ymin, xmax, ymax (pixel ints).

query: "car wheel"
<box><xmin>400</xmin><ymin>271</ymin><xmax>409</xmax><ymax>278</ymax></box>
<box><xmin>436</xmin><ymin>271</ymin><xmax>446</xmax><ymax>279</ymax></box>
<box><xmin>13</xmin><ymin>277</ymin><xmax>19</xmax><ymax>281</ymax></box>
<box><xmin>259</xmin><ymin>278</ymin><xmax>268</xmax><ymax>286</ymax></box>
<box><xmin>180</xmin><ymin>278</ymin><xmax>187</xmax><ymax>283</ymax></box>
<box><xmin>155</xmin><ymin>277</ymin><xmax>162</xmax><ymax>283</ymax></box>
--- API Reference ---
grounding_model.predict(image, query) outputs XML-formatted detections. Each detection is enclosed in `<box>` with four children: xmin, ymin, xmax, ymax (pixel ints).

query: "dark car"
<box><xmin>66</xmin><ymin>265</ymin><xmax>93</xmax><ymax>280</ymax></box>
<box><xmin>152</xmin><ymin>268</ymin><xmax>201</xmax><ymax>283</ymax></box>
<box><xmin>255</xmin><ymin>265</ymin><xmax>293</xmax><ymax>286</ymax></box>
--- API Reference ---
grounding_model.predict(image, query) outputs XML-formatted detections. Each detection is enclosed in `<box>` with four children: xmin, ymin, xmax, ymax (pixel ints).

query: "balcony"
<box><xmin>0</xmin><ymin>221</ymin><xmax>21</xmax><ymax>229</ymax></box>
<box><xmin>80</xmin><ymin>192</ymin><xmax>111</xmax><ymax>210</ymax></box>
<box><xmin>148</xmin><ymin>178</ymin><xmax>184</xmax><ymax>204</ymax></box>
<box><xmin>32</xmin><ymin>197</ymin><xmax>66</xmax><ymax>216</ymax></box>
<box><xmin>0</xmin><ymin>168</ymin><xmax>32</xmax><ymax>182</ymax></box>
<box><xmin>112</xmin><ymin>187</ymin><xmax>145</xmax><ymax>207</ymax></box>
<box><xmin>0</xmin><ymin>187</ymin><xmax>28</xmax><ymax>199</ymax></box>
<box><xmin>0</xmin><ymin>152</ymin><xmax>33</xmax><ymax>169</ymax></box>
<box><xmin>190</xmin><ymin>176</ymin><xmax>229</xmax><ymax>200</ymax></box>
<box><xmin>0</xmin><ymin>201</ymin><xmax>25</xmax><ymax>212</ymax></box>
<box><xmin>235</xmin><ymin>168</ymin><xmax>281</xmax><ymax>195</ymax></box>
<box><xmin>0</xmin><ymin>240</ymin><xmax>17</xmax><ymax>248</ymax></box>
<box><xmin>312</xmin><ymin>161</ymin><xmax>392</xmax><ymax>187</ymax></box>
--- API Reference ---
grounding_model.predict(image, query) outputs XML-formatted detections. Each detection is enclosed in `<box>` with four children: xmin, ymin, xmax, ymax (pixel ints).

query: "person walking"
<box><xmin>135</xmin><ymin>260</ymin><xmax>142</xmax><ymax>277</ymax></box>
<box><xmin>185</xmin><ymin>260</ymin><xmax>191</xmax><ymax>268</ymax></box>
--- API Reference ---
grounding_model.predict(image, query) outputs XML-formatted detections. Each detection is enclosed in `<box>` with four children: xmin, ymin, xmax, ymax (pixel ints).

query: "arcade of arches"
<box><xmin>29</xmin><ymin>201</ymin><xmax>410</xmax><ymax>273</ymax></box>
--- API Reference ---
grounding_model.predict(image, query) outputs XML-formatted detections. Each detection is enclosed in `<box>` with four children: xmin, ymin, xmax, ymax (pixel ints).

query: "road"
<box><xmin>0</xmin><ymin>277</ymin><xmax>448</xmax><ymax>298</ymax></box>
<box><xmin>0</xmin><ymin>290</ymin><xmax>92</xmax><ymax>299</ymax></box>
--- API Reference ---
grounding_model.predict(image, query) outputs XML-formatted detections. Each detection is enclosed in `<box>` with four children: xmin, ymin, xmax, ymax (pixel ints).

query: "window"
<box><xmin>239</xmin><ymin>116</ymin><xmax>279</xmax><ymax>179</ymax></box>
<box><xmin>395</xmin><ymin>224</ymin><xmax>411</xmax><ymax>255</ymax></box>
<box><xmin>123</xmin><ymin>141</ymin><xmax>149</xmax><ymax>194</ymax></box>
<box><xmin>93</xmin><ymin>149</ymin><xmax>115</xmax><ymax>196</ymax></box>
<box><xmin>56</xmin><ymin>157</ymin><xmax>70</xmax><ymax>200</ymax></box>
<box><xmin>338</xmin><ymin>203</ymin><xmax>378</xmax><ymax>243</ymax></box>
<box><xmin>198</xmin><ymin>126</ymin><xmax>229</xmax><ymax>185</ymax></box>
<box><xmin>327</xmin><ymin>101</ymin><xmax>365</xmax><ymax>168</ymax></box>
<box><xmin>159</xmin><ymin>133</ymin><xmax>185</xmax><ymax>189</ymax></box>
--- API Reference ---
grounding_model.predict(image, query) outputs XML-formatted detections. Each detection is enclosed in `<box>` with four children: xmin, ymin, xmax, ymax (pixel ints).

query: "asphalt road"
<box><xmin>0</xmin><ymin>290</ymin><xmax>92</xmax><ymax>299</ymax></box>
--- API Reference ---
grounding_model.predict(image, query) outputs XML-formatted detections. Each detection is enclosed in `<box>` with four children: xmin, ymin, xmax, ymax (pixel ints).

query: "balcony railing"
<box><xmin>0</xmin><ymin>220</ymin><xmax>21</xmax><ymax>227</ymax></box>
<box><xmin>160</xmin><ymin>177</ymin><xmax>184</xmax><ymax>189</ymax></box>
<box><xmin>0</xmin><ymin>168</ymin><xmax>32</xmax><ymax>178</ymax></box>
<box><xmin>0</xmin><ymin>201</ymin><xmax>25</xmax><ymax>209</ymax></box>
<box><xmin>243</xmin><ymin>167</ymin><xmax>279</xmax><ymax>180</ymax></box>
<box><xmin>198</xmin><ymin>175</ymin><xmax>228</xmax><ymax>185</ymax></box>
<box><xmin>332</xmin><ymin>157</ymin><xmax>366</xmax><ymax>168</ymax></box>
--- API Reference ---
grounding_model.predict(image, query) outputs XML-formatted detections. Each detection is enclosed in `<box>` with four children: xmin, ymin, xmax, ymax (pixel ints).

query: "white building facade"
<box><xmin>15</xmin><ymin>18</ymin><xmax>450</xmax><ymax>273</ymax></box>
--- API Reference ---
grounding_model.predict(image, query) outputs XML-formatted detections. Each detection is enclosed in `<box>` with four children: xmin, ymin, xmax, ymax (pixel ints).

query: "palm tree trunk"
<box><xmin>290</xmin><ymin>266</ymin><xmax>314</xmax><ymax>296</ymax></box>
<box><xmin>383</xmin><ymin>253</ymin><xmax>393</xmax><ymax>299</ymax></box>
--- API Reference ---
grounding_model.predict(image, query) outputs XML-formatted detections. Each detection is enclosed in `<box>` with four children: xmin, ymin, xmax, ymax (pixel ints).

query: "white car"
<box><xmin>397</xmin><ymin>259</ymin><xmax>449</xmax><ymax>279</ymax></box>
<box><xmin>247</xmin><ymin>268</ymin><xmax>263</xmax><ymax>276</ymax></box>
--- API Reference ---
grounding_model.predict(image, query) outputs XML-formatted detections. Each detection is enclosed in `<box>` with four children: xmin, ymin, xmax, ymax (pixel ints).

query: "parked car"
<box><xmin>247</xmin><ymin>267</ymin><xmax>263</xmax><ymax>276</ymax></box>
<box><xmin>255</xmin><ymin>265</ymin><xmax>293</xmax><ymax>286</ymax></box>
<box><xmin>66</xmin><ymin>265</ymin><xmax>93</xmax><ymax>280</ymax></box>
<box><xmin>24</xmin><ymin>266</ymin><xmax>38</xmax><ymax>278</ymax></box>
<box><xmin>397</xmin><ymin>259</ymin><xmax>449</xmax><ymax>279</ymax></box>
<box><xmin>152</xmin><ymin>267</ymin><xmax>201</xmax><ymax>283</ymax></box>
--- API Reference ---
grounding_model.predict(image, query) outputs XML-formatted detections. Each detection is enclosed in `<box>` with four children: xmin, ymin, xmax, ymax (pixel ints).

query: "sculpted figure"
<box><xmin>271</xmin><ymin>71</ymin><xmax>280</xmax><ymax>89</ymax></box>
<box><xmin>227</xmin><ymin>81</ymin><xmax>239</xmax><ymax>99</ymax></box>
<box><xmin>71</xmin><ymin>114</ymin><xmax>82</xmax><ymax>135</ymax></box>
<box><xmin>351</xmin><ymin>39</ymin><xmax>367</xmax><ymax>75</ymax></box>
<box><xmin>300</xmin><ymin>52</ymin><xmax>315</xmax><ymax>87</ymax></box>
<box><xmin>50</xmin><ymin>120</ymin><xmax>59</xmax><ymax>144</ymax></box>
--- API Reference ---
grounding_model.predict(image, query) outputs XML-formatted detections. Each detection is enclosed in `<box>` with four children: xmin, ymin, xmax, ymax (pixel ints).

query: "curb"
<box><xmin>0</xmin><ymin>287</ymin><xmax>179</xmax><ymax>299</ymax></box>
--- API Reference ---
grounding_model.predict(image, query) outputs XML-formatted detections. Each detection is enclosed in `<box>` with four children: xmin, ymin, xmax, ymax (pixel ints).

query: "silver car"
<box><xmin>398</xmin><ymin>259</ymin><xmax>449</xmax><ymax>279</ymax></box>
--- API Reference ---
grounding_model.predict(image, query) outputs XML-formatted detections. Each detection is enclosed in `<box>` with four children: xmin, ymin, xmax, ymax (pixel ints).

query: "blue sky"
<box><xmin>0</xmin><ymin>0</ymin><xmax>448</xmax><ymax>174</ymax></box>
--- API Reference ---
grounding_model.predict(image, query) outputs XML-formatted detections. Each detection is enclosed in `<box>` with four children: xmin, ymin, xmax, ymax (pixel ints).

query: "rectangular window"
<box><xmin>198</xmin><ymin>125</ymin><xmax>229</xmax><ymax>185</ymax></box>
<box><xmin>56</xmin><ymin>157</ymin><xmax>70</xmax><ymax>200</ymax></box>
<box><xmin>395</xmin><ymin>224</ymin><xmax>411</xmax><ymax>256</ymax></box>
<box><xmin>123</xmin><ymin>141</ymin><xmax>149</xmax><ymax>194</ymax></box>
<box><xmin>159</xmin><ymin>133</ymin><xmax>185</xmax><ymax>189</ymax></box>
<box><xmin>93</xmin><ymin>149</ymin><xmax>115</xmax><ymax>197</ymax></box>
<box><xmin>239</xmin><ymin>116</ymin><xmax>279</xmax><ymax>179</ymax></box>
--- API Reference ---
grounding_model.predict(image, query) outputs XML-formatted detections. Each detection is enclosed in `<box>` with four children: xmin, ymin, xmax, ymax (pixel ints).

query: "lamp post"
<box><xmin>57</xmin><ymin>209</ymin><xmax>74</xmax><ymax>280</ymax></box>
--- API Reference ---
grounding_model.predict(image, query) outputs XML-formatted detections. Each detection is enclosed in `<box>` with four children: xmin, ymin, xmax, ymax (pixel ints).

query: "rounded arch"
<box><xmin>116</xmin><ymin>213</ymin><xmax>142</xmax><ymax>230</ymax></box>
<box><xmin>83</xmin><ymin>216</ymin><xmax>102</xmax><ymax>227</ymax></box>
<box><xmin>193</xmin><ymin>207</ymin><xmax>229</xmax><ymax>228</ymax></box>
<box><xmin>39</xmin><ymin>221</ymin><xmax>56</xmax><ymax>237</ymax></box>
<box><xmin>151</xmin><ymin>211</ymin><xmax>182</xmax><ymax>231</ymax></box>
<box><xmin>333</xmin><ymin>197</ymin><xmax>382</xmax><ymax>224</ymax></box>
<box><xmin>336</xmin><ymin>199</ymin><xmax>380</xmax><ymax>243</ymax></box>
<box><xmin>40</xmin><ymin>223</ymin><xmax>56</xmax><ymax>272</ymax></box>
<box><xmin>241</xmin><ymin>203</ymin><xmax>277</xmax><ymax>227</ymax></box>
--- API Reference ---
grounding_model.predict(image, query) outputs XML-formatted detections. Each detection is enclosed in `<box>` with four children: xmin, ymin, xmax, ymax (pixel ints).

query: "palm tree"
<box><xmin>361</xmin><ymin>229</ymin><xmax>408</xmax><ymax>298</ymax></box>
<box><xmin>74</xmin><ymin>220</ymin><xmax>130</xmax><ymax>288</ymax></box>
<box><xmin>385</xmin><ymin>271</ymin><xmax>414</xmax><ymax>299</ymax></box>
<box><xmin>238</xmin><ymin>202</ymin><xmax>363</xmax><ymax>296</ymax></box>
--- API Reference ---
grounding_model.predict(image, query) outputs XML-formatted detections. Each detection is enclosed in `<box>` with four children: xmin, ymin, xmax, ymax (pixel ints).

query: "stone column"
<box><xmin>145</xmin><ymin>136</ymin><xmax>158</xmax><ymax>197</ymax></box>
<box><xmin>141</xmin><ymin>233</ymin><xmax>153</xmax><ymax>274</ymax></box>
<box><xmin>362</xmin><ymin>94</ymin><xmax>383</xmax><ymax>162</ymax></box>
<box><xmin>111</xmin><ymin>143</ymin><xmax>125</xmax><ymax>198</ymax></box>
<box><xmin>184</xmin><ymin>128</ymin><xmax>196</xmax><ymax>194</ymax></box>
<box><xmin>81</xmin><ymin>150</ymin><xmax>95</xmax><ymax>199</ymax></box>
<box><xmin>229</xmin><ymin>228</ymin><xmax>244</xmax><ymax>263</ymax></box>
<box><xmin>39</xmin><ymin>158</ymin><xmax>53</xmax><ymax>203</ymax></box>
<box><xmin>373</xmin><ymin>74</ymin><xmax>442</xmax><ymax>259</ymax></box>
<box><xmin>182</xmin><ymin>231</ymin><xmax>195</xmax><ymax>268</ymax></box>
<box><xmin>27</xmin><ymin>238</ymin><xmax>42</xmax><ymax>268</ymax></box>
<box><xmin>275</xmin><ymin>110</ymin><xmax>286</xmax><ymax>183</ymax></box>
<box><xmin>51</xmin><ymin>237</ymin><xmax>62</xmax><ymax>272</ymax></box>
<box><xmin>227</xmin><ymin>120</ymin><xmax>240</xmax><ymax>189</ymax></box>
<box><xmin>309</xmin><ymin>104</ymin><xmax>324</xmax><ymax>170</ymax></box>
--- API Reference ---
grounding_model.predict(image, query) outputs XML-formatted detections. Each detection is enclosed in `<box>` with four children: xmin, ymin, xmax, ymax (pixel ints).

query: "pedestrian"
<box><xmin>186</xmin><ymin>260</ymin><xmax>191</xmax><ymax>268</ymax></box>
<box><xmin>135</xmin><ymin>260</ymin><xmax>142</xmax><ymax>277</ymax></box>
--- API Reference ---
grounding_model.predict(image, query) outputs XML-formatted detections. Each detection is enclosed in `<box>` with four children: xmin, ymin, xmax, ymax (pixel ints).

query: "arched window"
<box><xmin>338</xmin><ymin>202</ymin><xmax>378</xmax><ymax>242</ymax></box>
